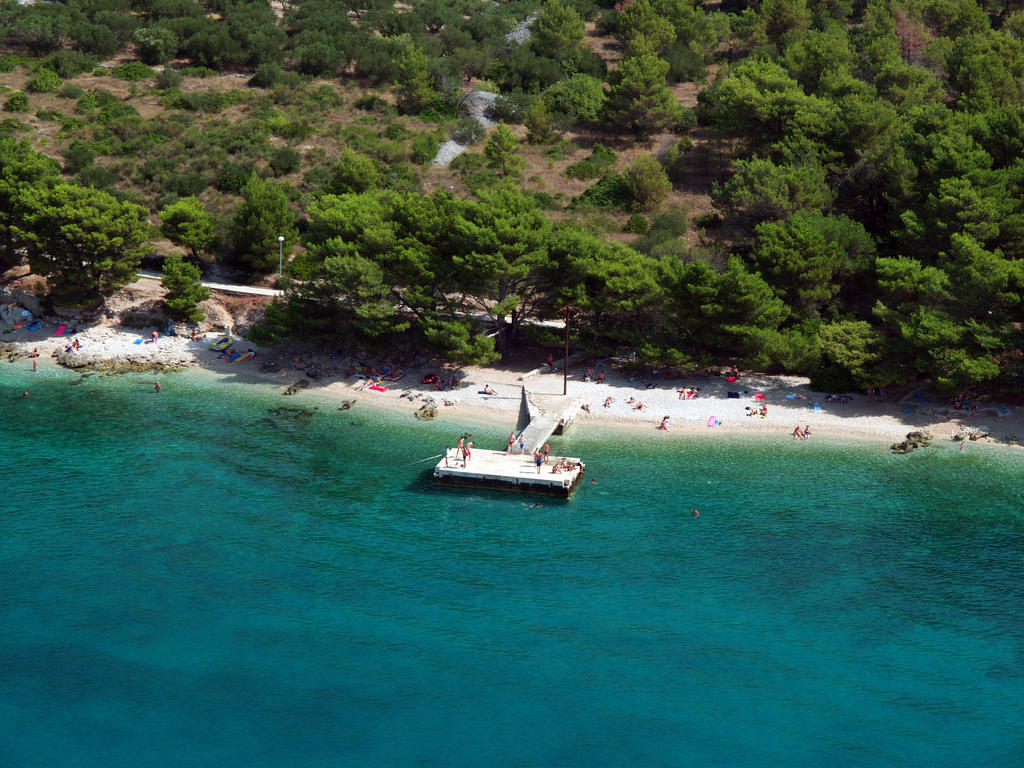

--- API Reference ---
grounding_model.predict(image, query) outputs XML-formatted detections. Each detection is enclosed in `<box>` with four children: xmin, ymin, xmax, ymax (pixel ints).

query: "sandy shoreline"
<box><xmin>3</xmin><ymin>318</ymin><xmax>1022</xmax><ymax>451</ymax></box>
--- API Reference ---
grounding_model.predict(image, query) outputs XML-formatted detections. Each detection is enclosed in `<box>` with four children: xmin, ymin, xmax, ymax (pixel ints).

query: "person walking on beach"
<box><xmin>151</xmin><ymin>330</ymin><xmax>159</xmax><ymax>347</ymax></box>
<box><xmin>803</xmin><ymin>424</ymin><xmax>811</xmax><ymax>439</ymax></box>
<box><xmin>659</xmin><ymin>416</ymin><xmax>670</xmax><ymax>431</ymax></box>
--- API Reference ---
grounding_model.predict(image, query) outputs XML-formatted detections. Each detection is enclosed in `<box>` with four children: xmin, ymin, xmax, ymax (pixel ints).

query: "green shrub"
<box><xmin>26</xmin><ymin>69</ymin><xmax>61</xmax><ymax>94</ymax></box>
<box><xmin>155</xmin><ymin>68</ymin><xmax>183</xmax><ymax>90</ymax></box>
<box><xmin>591</xmin><ymin>143</ymin><xmax>616</xmax><ymax>166</ymax></box>
<box><xmin>269</xmin><ymin>146</ymin><xmax>301</xmax><ymax>176</ymax></box>
<box><xmin>450</xmin><ymin>152</ymin><xmax>487</xmax><ymax>173</ymax></box>
<box><xmin>311</xmin><ymin>84</ymin><xmax>344</xmax><ymax>108</ymax></box>
<box><xmin>215</xmin><ymin>161</ymin><xmax>257</xmax><ymax>193</ymax></box>
<box><xmin>36</xmin><ymin>109</ymin><xmax>62</xmax><ymax>121</ymax></box>
<box><xmin>565</xmin><ymin>143</ymin><xmax>616</xmax><ymax>179</ymax></box>
<box><xmin>565</xmin><ymin>159</ymin><xmax>602</xmax><ymax>180</ymax></box>
<box><xmin>530</xmin><ymin>190</ymin><xmax>558</xmax><ymax>209</ymax></box>
<box><xmin>491</xmin><ymin>92</ymin><xmax>534</xmax><ymax>123</ymax></box>
<box><xmin>0</xmin><ymin>117</ymin><xmax>27</xmax><ymax>135</ymax></box>
<box><xmin>301</xmin><ymin>166</ymin><xmax>331</xmax><ymax>192</ymax></box>
<box><xmin>353</xmin><ymin>93</ymin><xmax>390</xmax><ymax>112</ymax></box>
<box><xmin>571</xmin><ymin>173</ymin><xmax>632</xmax><ymax>210</ymax></box>
<box><xmin>76</xmin><ymin>91</ymin><xmax>98</xmax><ymax>112</ymax></box>
<box><xmin>0</xmin><ymin>56</ymin><xmax>28</xmax><ymax>73</ymax></box>
<box><xmin>662</xmin><ymin>138</ymin><xmax>692</xmax><ymax>183</ymax></box>
<box><xmin>451</xmin><ymin>117</ymin><xmax>485</xmax><ymax>145</ymax></box>
<box><xmin>624</xmin><ymin>213</ymin><xmax>648</xmax><ymax>233</ymax></box>
<box><xmin>624</xmin><ymin>155</ymin><xmax>671</xmax><ymax>211</ymax></box>
<box><xmin>692</xmin><ymin>211</ymin><xmax>722</xmax><ymax>229</ymax></box>
<box><xmin>463</xmin><ymin>169</ymin><xmax>502</xmax><ymax>193</ymax></box>
<box><xmin>58</xmin><ymin>83</ymin><xmax>85</xmax><ymax>99</ymax></box>
<box><xmin>42</xmin><ymin>50</ymin><xmax>96</xmax><ymax>79</ymax></box>
<box><xmin>383</xmin><ymin>122</ymin><xmax>409</xmax><ymax>140</ymax></box>
<box><xmin>77</xmin><ymin>165</ymin><xmax>117</xmax><ymax>189</ymax></box>
<box><xmin>63</xmin><ymin>140</ymin><xmax>96</xmax><ymax>173</ymax></box>
<box><xmin>249</xmin><ymin>63</ymin><xmax>284</xmax><ymax>88</ymax></box>
<box><xmin>178</xmin><ymin>66</ymin><xmax>217</xmax><ymax>78</ymax></box>
<box><xmin>544</xmin><ymin>141</ymin><xmax>578</xmax><ymax>161</ymax></box>
<box><xmin>164</xmin><ymin>171</ymin><xmax>207</xmax><ymax>198</ymax></box>
<box><xmin>411</xmin><ymin>133</ymin><xmax>440</xmax><ymax>164</ymax></box>
<box><xmin>112</xmin><ymin>62</ymin><xmax>156</xmax><ymax>81</ymax></box>
<box><xmin>4</xmin><ymin>91</ymin><xmax>30</xmax><ymax>113</ymax></box>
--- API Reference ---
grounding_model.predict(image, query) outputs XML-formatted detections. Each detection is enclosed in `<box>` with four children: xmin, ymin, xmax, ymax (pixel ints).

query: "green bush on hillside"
<box><xmin>26</xmin><ymin>68</ymin><xmax>61</xmax><ymax>93</ymax></box>
<box><xmin>4</xmin><ymin>91</ymin><xmax>30</xmax><ymax>113</ymax></box>
<box><xmin>112</xmin><ymin>62</ymin><xmax>156</xmax><ymax>81</ymax></box>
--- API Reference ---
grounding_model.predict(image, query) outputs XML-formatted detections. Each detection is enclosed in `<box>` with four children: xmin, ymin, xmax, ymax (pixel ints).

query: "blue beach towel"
<box><xmin>25</xmin><ymin>322</ymin><xmax>41</xmax><ymax>331</ymax></box>
<box><xmin>134</xmin><ymin>338</ymin><xmax>144</xmax><ymax>345</ymax></box>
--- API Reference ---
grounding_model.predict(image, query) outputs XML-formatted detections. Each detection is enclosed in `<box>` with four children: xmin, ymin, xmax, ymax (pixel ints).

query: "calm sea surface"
<box><xmin>1</xmin><ymin>363</ymin><xmax>1023</xmax><ymax>767</ymax></box>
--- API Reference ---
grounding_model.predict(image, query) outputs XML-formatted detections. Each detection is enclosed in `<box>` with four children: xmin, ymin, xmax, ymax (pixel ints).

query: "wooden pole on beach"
<box><xmin>563</xmin><ymin>306</ymin><xmax>570</xmax><ymax>396</ymax></box>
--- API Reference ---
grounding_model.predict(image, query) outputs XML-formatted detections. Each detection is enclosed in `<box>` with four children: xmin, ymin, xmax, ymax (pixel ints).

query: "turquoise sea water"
<box><xmin>1</xmin><ymin>363</ymin><xmax>1023</xmax><ymax>768</ymax></box>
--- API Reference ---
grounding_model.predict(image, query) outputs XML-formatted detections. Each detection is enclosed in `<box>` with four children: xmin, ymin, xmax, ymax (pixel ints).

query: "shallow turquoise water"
<box><xmin>1</xmin><ymin>364</ymin><xmax>1023</xmax><ymax>767</ymax></box>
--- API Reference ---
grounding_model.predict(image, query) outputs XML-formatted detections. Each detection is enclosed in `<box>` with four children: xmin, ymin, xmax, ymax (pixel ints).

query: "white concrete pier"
<box><xmin>433</xmin><ymin>449</ymin><xmax>585</xmax><ymax>497</ymax></box>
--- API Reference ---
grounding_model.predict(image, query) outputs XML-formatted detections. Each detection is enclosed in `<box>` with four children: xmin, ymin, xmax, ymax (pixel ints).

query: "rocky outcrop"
<box><xmin>891</xmin><ymin>430</ymin><xmax>933</xmax><ymax>454</ymax></box>
<box><xmin>951</xmin><ymin>426</ymin><xmax>987</xmax><ymax>441</ymax></box>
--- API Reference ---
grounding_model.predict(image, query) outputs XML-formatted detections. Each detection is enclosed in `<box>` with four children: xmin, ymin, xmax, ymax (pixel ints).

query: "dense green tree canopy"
<box><xmin>15</xmin><ymin>182</ymin><xmax>151</xmax><ymax>307</ymax></box>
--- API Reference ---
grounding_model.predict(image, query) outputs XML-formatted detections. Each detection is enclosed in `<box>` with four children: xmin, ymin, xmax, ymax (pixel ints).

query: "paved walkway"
<box><xmin>135</xmin><ymin>270</ymin><xmax>282</xmax><ymax>297</ymax></box>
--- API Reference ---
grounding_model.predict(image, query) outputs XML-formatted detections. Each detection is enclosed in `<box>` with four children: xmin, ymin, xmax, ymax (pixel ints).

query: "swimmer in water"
<box><xmin>692</xmin><ymin>508</ymin><xmax>699</xmax><ymax>516</ymax></box>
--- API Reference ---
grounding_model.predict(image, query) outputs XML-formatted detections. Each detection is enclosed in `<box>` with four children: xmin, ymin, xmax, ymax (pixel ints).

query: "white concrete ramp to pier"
<box><xmin>518</xmin><ymin>389</ymin><xmax>583</xmax><ymax>454</ymax></box>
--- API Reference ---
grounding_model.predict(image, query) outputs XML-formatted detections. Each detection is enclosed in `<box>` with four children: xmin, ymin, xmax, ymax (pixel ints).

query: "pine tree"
<box><xmin>396</xmin><ymin>44</ymin><xmax>434</xmax><ymax>114</ymax></box>
<box><xmin>484</xmin><ymin>123</ymin><xmax>524</xmax><ymax>176</ymax></box>
<box><xmin>161</xmin><ymin>253</ymin><xmax>210</xmax><ymax>322</ymax></box>
<box><xmin>604</xmin><ymin>54</ymin><xmax>676</xmax><ymax>136</ymax></box>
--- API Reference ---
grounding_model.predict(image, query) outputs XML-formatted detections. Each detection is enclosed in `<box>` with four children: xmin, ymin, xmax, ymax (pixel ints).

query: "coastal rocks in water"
<box><xmin>268</xmin><ymin>406</ymin><xmax>314</xmax><ymax>419</ymax></box>
<box><xmin>337</xmin><ymin>399</ymin><xmax>355</xmax><ymax>411</ymax></box>
<box><xmin>283</xmin><ymin>379</ymin><xmax>310</xmax><ymax>396</ymax></box>
<box><xmin>414</xmin><ymin>402</ymin><xmax>438</xmax><ymax>419</ymax></box>
<box><xmin>951</xmin><ymin>426</ymin><xmax>987</xmax><ymax>441</ymax></box>
<box><xmin>891</xmin><ymin>430</ymin><xmax>933</xmax><ymax>454</ymax></box>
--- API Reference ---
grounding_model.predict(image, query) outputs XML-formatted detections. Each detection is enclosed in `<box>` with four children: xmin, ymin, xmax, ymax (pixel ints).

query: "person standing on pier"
<box><xmin>507</xmin><ymin>432</ymin><xmax>516</xmax><ymax>454</ymax></box>
<box><xmin>457</xmin><ymin>434</ymin><xmax>465</xmax><ymax>462</ymax></box>
<box><xmin>542</xmin><ymin>442</ymin><xmax>551</xmax><ymax>463</ymax></box>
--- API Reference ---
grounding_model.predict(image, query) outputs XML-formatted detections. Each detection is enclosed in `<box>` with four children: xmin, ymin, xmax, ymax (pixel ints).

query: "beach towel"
<box><xmin>382</xmin><ymin>373</ymin><xmax>406</xmax><ymax>382</ymax></box>
<box><xmin>754</xmin><ymin>392</ymin><xmax>766</xmax><ymax>401</ymax></box>
<box><xmin>707</xmin><ymin>416</ymin><xmax>719</xmax><ymax>427</ymax></box>
<box><xmin>368</xmin><ymin>385</ymin><xmax>388</xmax><ymax>392</ymax></box>
<box><xmin>727</xmin><ymin>391</ymin><xmax>740</xmax><ymax>398</ymax></box>
<box><xmin>55</xmin><ymin>325</ymin><xmax>67</xmax><ymax>336</ymax></box>
<box><xmin>227</xmin><ymin>352</ymin><xmax>242</xmax><ymax>362</ymax></box>
<box><xmin>25</xmin><ymin>322</ymin><xmax>41</xmax><ymax>331</ymax></box>
<box><xmin>134</xmin><ymin>338</ymin><xmax>144</xmax><ymax>344</ymax></box>
<box><xmin>785</xmin><ymin>393</ymin><xmax>796</xmax><ymax>399</ymax></box>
